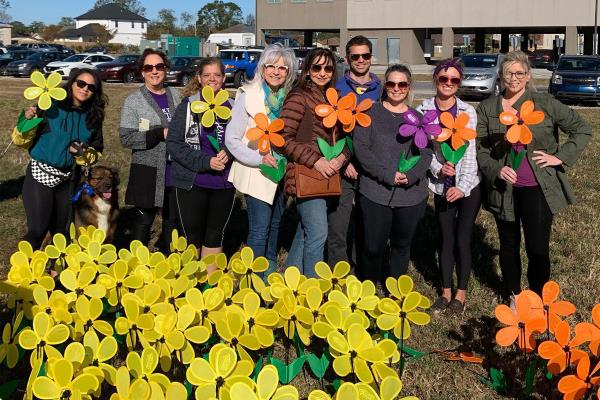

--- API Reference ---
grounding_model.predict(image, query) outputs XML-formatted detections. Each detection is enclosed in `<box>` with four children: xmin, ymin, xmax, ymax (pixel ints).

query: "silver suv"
<box><xmin>459</xmin><ymin>53</ymin><xmax>505</xmax><ymax>98</ymax></box>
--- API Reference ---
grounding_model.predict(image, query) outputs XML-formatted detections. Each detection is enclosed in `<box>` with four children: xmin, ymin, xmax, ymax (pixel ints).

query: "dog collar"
<box><xmin>72</xmin><ymin>183</ymin><xmax>95</xmax><ymax>202</ymax></box>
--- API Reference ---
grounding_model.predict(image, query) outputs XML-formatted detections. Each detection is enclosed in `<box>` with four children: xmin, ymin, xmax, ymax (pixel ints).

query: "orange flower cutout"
<box><xmin>315</xmin><ymin>88</ymin><xmax>354</xmax><ymax>128</ymax></box>
<box><xmin>575</xmin><ymin>304</ymin><xmax>600</xmax><ymax>356</ymax></box>
<box><xmin>437</xmin><ymin>112</ymin><xmax>477</xmax><ymax>150</ymax></box>
<box><xmin>342</xmin><ymin>94</ymin><xmax>373</xmax><ymax>132</ymax></box>
<box><xmin>499</xmin><ymin>100</ymin><xmax>544</xmax><ymax>145</ymax></box>
<box><xmin>538</xmin><ymin>320</ymin><xmax>589</xmax><ymax>375</ymax></box>
<box><xmin>246</xmin><ymin>113</ymin><xmax>285</xmax><ymax>154</ymax></box>
<box><xmin>433</xmin><ymin>350</ymin><xmax>482</xmax><ymax>364</ymax></box>
<box><xmin>521</xmin><ymin>281</ymin><xmax>576</xmax><ymax>334</ymax></box>
<box><xmin>495</xmin><ymin>294</ymin><xmax>545</xmax><ymax>352</ymax></box>
<box><xmin>557</xmin><ymin>354</ymin><xmax>600</xmax><ymax>400</ymax></box>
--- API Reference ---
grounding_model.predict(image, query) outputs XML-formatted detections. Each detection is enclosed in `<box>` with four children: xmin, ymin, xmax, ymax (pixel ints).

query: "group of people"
<box><xmin>16</xmin><ymin>36</ymin><xmax>591</xmax><ymax>313</ymax></box>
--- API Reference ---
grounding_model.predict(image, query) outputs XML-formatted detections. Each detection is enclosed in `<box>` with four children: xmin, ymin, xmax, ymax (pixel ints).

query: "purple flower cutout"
<box><xmin>398</xmin><ymin>109</ymin><xmax>442</xmax><ymax>149</ymax></box>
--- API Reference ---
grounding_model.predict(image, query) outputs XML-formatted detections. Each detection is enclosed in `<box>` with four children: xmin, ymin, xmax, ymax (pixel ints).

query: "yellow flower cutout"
<box><xmin>190</xmin><ymin>86</ymin><xmax>231</xmax><ymax>127</ymax></box>
<box><xmin>315</xmin><ymin>261</ymin><xmax>350</xmax><ymax>293</ymax></box>
<box><xmin>0</xmin><ymin>311</ymin><xmax>23</xmax><ymax>368</ymax></box>
<box><xmin>111</xmin><ymin>365</ymin><xmax>151</xmax><ymax>400</ymax></box>
<box><xmin>376</xmin><ymin>292</ymin><xmax>430</xmax><ymax>340</ymax></box>
<box><xmin>19</xmin><ymin>312</ymin><xmax>70</xmax><ymax>364</ymax></box>
<box><xmin>32</xmin><ymin>357</ymin><xmax>98</xmax><ymax>399</ymax></box>
<box><xmin>24</xmin><ymin>71</ymin><xmax>67</xmax><ymax>110</ymax></box>
<box><xmin>230</xmin><ymin>364</ymin><xmax>299</xmax><ymax>400</ymax></box>
<box><xmin>308</xmin><ymin>377</ymin><xmax>417</xmax><ymax>400</ymax></box>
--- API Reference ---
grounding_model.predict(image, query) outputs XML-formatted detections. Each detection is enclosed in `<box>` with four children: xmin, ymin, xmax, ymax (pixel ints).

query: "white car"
<box><xmin>44</xmin><ymin>53</ymin><xmax>115</xmax><ymax>78</ymax></box>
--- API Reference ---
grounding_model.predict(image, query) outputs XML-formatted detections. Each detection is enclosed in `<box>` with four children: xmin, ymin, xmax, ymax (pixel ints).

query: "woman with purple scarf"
<box><xmin>167</xmin><ymin>58</ymin><xmax>234</xmax><ymax>270</ymax></box>
<box><xmin>416</xmin><ymin>58</ymin><xmax>481</xmax><ymax>314</ymax></box>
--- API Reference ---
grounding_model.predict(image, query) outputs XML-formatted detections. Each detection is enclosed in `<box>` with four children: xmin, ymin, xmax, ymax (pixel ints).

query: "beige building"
<box><xmin>0</xmin><ymin>22</ymin><xmax>11</xmax><ymax>47</ymax></box>
<box><xmin>257</xmin><ymin>0</ymin><xmax>600</xmax><ymax>64</ymax></box>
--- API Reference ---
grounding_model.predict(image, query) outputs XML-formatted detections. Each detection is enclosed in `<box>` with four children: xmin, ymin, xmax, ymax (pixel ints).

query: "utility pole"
<box><xmin>595</xmin><ymin>0</ymin><xmax>598</xmax><ymax>55</ymax></box>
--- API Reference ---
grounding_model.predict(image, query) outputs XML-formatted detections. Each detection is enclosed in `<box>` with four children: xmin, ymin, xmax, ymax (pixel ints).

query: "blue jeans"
<box><xmin>245</xmin><ymin>188</ymin><xmax>285</xmax><ymax>276</ymax></box>
<box><xmin>285</xmin><ymin>197</ymin><xmax>328</xmax><ymax>278</ymax></box>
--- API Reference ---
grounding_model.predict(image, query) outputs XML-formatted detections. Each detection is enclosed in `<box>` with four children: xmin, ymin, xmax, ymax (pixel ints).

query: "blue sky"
<box><xmin>7</xmin><ymin>0</ymin><xmax>255</xmax><ymax>25</ymax></box>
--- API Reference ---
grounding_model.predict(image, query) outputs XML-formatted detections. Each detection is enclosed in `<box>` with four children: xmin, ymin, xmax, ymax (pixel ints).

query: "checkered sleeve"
<box><xmin>455</xmin><ymin>106</ymin><xmax>480</xmax><ymax>197</ymax></box>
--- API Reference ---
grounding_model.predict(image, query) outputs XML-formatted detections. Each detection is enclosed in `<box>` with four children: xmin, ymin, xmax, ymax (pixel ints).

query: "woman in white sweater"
<box><xmin>225</xmin><ymin>44</ymin><xmax>297</xmax><ymax>274</ymax></box>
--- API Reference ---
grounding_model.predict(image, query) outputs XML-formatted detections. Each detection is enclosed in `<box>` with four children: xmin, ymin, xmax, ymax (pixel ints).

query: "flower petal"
<box><xmin>48</xmin><ymin>87</ymin><xmax>67</xmax><ymax>102</ymax></box>
<box><xmin>32</xmin><ymin>376</ymin><xmax>60</xmax><ymax>399</ymax></box>
<box><xmin>269</xmin><ymin>132</ymin><xmax>285</xmax><ymax>148</ymax></box>
<box><xmin>214</xmin><ymin>89</ymin><xmax>229</xmax><ymax>106</ymax></box>
<box><xmin>338</xmin><ymin>93</ymin><xmax>356</xmax><ymax>110</ymax></box>
<box><xmin>24</xmin><ymin>86</ymin><xmax>44</xmax><ymax>100</ymax></box>
<box><xmin>201</xmin><ymin>110</ymin><xmax>215</xmax><ymax>128</ymax></box>
<box><xmin>269</xmin><ymin>118</ymin><xmax>285</xmax><ymax>133</ymax></box>
<box><xmin>398</xmin><ymin>124</ymin><xmax>418</xmax><ymax>138</ymax></box>
<box><xmin>214</xmin><ymin>105</ymin><xmax>231</xmax><ymax>121</ymax></box>
<box><xmin>505</xmin><ymin>124</ymin><xmax>522</xmax><ymax>144</ymax></box>
<box><xmin>496</xmin><ymin>326</ymin><xmax>519</xmax><ymax>347</ymax></box>
<box><xmin>202</xmin><ymin>86</ymin><xmax>215</xmax><ymax>103</ymax></box>
<box><xmin>323</xmin><ymin>112</ymin><xmax>338</xmax><ymax>128</ymax></box>
<box><xmin>520</xmin><ymin>125</ymin><xmax>533</xmax><ymax>145</ymax></box>
<box><xmin>325</xmin><ymin>88</ymin><xmax>338</xmax><ymax>106</ymax></box>
<box><xmin>190</xmin><ymin>101</ymin><xmax>209</xmax><ymax>114</ymax></box>
<box><xmin>355</xmin><ymin>112</ymin><xmax>371</xmax><ymax>128</ymax></box>
<box><xmin>499</xmin><ymin>112</ymin><xmax>518</xmax><ymax>126</ymax></box>
<box><xmin>315</xmin><ymin>104</ymin><xmax>333</xmax><ymax>118</ymax></box>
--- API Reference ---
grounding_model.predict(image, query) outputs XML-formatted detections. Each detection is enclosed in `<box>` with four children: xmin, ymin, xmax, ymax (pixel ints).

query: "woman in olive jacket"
<box><xmin>476</xmin><ymin>51</ymin><xmax>591</xmax><ymax>301</ymax></box>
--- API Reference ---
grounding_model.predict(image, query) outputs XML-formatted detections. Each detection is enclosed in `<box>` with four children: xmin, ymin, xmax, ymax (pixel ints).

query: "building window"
<box><xmin>291</xmin><ymin>0</ymin><xmax>306</xmax><ymax>2</ymax></box>
<box><xmin>267</xmin><ymin>0</ymin><xmax>282</xmax><ymax>3</ymax></box>
<box><xmin>367</xmin><ymin>38</ymin><xmax>378</xmax><ymax>63</ymax></box>
<box><xmin>141</xmin><ymin>22</ymin><xmax>145</xmax><ymax>29</ymax></box>
<box><xmin>387</xmin><ymin>38</ymin><xmax>400</xmax><ymax>64</ymax></box>
<box><xmin>115</xmin><ymin>20</ymin><xmax>119</xmax><ymax>28</ymax></box>
<box><xmin>132</xmin><ymin>21</ymin><xmax>135</xmax><ymax>28</ymax></box>
<box><xmin>316</xmin><ymin>0</ymin><xmax>334</xmax><ymax>2</ymax></box>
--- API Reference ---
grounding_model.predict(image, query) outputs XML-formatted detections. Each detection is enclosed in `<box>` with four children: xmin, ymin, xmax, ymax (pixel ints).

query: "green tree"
<box><xmin>245</xmin><ymin>14</ymin><xmax>255</xmax><ymax>27</ymax></box>
<box><xmin>196</xmin><ymin>1</ymin><xmax>243</xmax><ymax>37</ymax></box>
<box><xmin>41</xmin><ymin>24</ymin><xmax>63</xmax><ymax>42</ymax></box>
<box><xmin>10</xmin><ymin>20</ymin><xmax>28</xmax><ymax>35</ymax></box>
<box><xmin>92</xmin><ymin>0</ymin><xmax>146</xmax><ymax>17</ymax></box>
<box><xmin>0</xmin><ymin>0</ymin><xmax>10</xmax><ymax>23</ymax></box>
<box><xmin>58</xmin><ymin>17</ymin><xmax>75</xmax><ymax>27</ymax></box>
<box><xmin>179</xmin><ymin>11</ymin><xmax>195</xmax><ymax>36</ymax></box>
<box><xmin>28</xmin><ymin>21</ymin><xmax>46</xmax><ymax>34</ymax></box>
<box><xmin>145</xmin><ymin>8</ymin><xmax>177</xmax><ymax>40</ymax></box>
<box><xmin>90</xmin><ymin>24</ymin><xmax>115</xmax><ymax>44</ymax></box>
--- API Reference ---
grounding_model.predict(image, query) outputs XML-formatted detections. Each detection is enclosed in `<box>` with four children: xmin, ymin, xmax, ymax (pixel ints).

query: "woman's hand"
<box><xmin>532</xmin><ymin>150</ymin><xmax>562</xmax><ymax>168</ymax></box>
<box><xmin>216</xmin><ymin>149</ymin><xmax>229</xmax><ymax>164</ymax></box>
<box><xmin>394</xmin><ymin>172</ymin><xmax>408</xmax><ymax>186</ymax></box>
<box><xmin>210</xmin><ymin>157</ymin><xmax>226</xmax><ymax>171</ymax></box>
<box><xmin>498</xmin><ymin>166</ymin><xmax>517</xmax><ymax>184</ymax></box>
<box><xmin>329</xmin><ymin>153</ymin><xmax>346</xmax><ymax>172</ymax></box>
<box><xmin>446</xmin><ymin>187</ymin><xmax>465</xmax><ymax>202</ymax></box>
<box><xmin>440</xmin><ymin>162</ymin><xmax>456</xmax><ymax>178</ymax></box>
<box><xmin>262</xmin><ymin>153</ymin><xmax>277</xmax><ymax>167</ymax></box>
<box><xmin>163</xmin><ymin>128</ymin><xmax>168</xmax><ymax>139</ymax></box>
<box><xmin>344</xmin><ymin>162</ymin><xmax>358</xmax><ymax>180</ymax></box>
<box><xmin>314</xmin><ymin>157</ymin><xmax>336</xmax><ymax>179</ymax></box>
<box><xmin>24</xmin><ymin>106</ymin><xmax>37</xmax><ymax>120</ymax></box>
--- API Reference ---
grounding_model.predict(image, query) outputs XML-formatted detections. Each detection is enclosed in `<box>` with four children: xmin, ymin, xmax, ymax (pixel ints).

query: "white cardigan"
<box><xmin>225</xmin><ymin>82</ymin><xmax>279</xmax><ymax>204</ymax></box>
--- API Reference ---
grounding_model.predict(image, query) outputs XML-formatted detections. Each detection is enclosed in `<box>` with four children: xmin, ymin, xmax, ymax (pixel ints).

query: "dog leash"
<box><xmin>72</xmin><ymin>183</ymin><xmax>95</xmax><ymax>202</ymax></box>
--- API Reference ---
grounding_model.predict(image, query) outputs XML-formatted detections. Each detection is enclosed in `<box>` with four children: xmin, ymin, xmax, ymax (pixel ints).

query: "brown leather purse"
<box><xmin>293</xmin><ymin>104</ymin><xmax>342</xmax><ymax>198</ymax></box>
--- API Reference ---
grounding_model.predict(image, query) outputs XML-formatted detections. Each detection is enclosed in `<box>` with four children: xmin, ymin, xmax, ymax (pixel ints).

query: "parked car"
<box><xmin>0</xmin><ymin>46</ymin><xmax>7</xmax><ymax>54</ymax></box>
<box><xmin>50</xmin><ymin>44</ymin><xmax>75</xmax><ymax>56</ymax></box>
<box><xmin>219</xmin><ymin>48</ymin><xmax>263</xmax><ymax>88</ymax></box>
<box><xmin>459</xmin><ymin>53</ymin><xmax>505</xmax><ymax>98</ymax></box>
<box><xmin>86</xmin><ymin>46</ymin><xmax>107</xmax><ymax>54</ymax></box>
<box><xmin>6</xmin><ymin>51</ymin><xmax>66</xmax><ymax>77</ymax></box>
<box><xmin>528</xmin><ymin>49</ymin><xmax>555</xmax><ymax>69</ymax></box>
<box><xmin>548</xmin><ymin>55</ymin><xmax>600</xmax><ymax>103</ymax></box>
<box><xmin>165</xmin><ymin>56</ymin><xmax>203</xmax><ymax>86</ymax></box>
<box><xmin>96</xmin><ymin>54</ymin><xmax>141</xmax><ymax>83</ymax></box>
<box><xmin>44</xmin><ymin>53</ymin><xmax>115</xmax><ymax>78</ymax></box>
<box><xmin>292</xmin><ymin>47</ymin><xmax>347</xmax><ymax>79</ymax></box>
<box><xmin>0</xmin><ymin>50</ymin><xmax>39</xmax><ymax>75</ymax></box>
<box><xmin>22</xmin><ymin>43</ymin><xmax>55</xmax><ymax>51</ymax></box>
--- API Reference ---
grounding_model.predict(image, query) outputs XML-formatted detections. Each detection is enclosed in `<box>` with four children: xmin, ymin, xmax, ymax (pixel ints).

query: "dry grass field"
<box><xmin>0</xmin><ymin>76</ymin><xmax>598</xmax><ymax>399</ymax></box>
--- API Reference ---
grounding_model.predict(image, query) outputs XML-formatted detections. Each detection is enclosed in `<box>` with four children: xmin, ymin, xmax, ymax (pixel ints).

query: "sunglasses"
<box><xmin>264</xmin><ymin>63</ymin><xmax>289</xmax><ymax>73</ymax></box>
<box><xmin>385</xmin><ymin>80</ymin><xmax>410</xmax><ymax>90</ymax></box>
<box><xmin>349</xmin><ymin>53</ymin><xmax>372</xmax><ymax>61</ymax></box>
<box><xmin>75</xmin><ymin>79</ymin><xmax>97</xmax><ymax>93</ymax></box>
<box><xmin>142</xmin><ymin>63</ymin><xmax>167</xmax><ymax>73</ymax></box>
<box><xmin>310</xmin><ymin>64</ymin><xmax>335</xmax><ymax>74</ymax></box>
<box><xmin>437</xmin><ymin>76</ymin><xmax>462</xmax><ymax>85</ymax></box>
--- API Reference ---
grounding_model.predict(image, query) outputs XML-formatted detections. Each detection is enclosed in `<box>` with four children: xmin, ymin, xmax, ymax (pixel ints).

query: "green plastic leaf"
<box><xmin>332</xmin><ymin>379</ymin><xmax>341</xmax><ymax>391</ymax></box>
<box><xmin>259</xmin><ymin>157</ymin><xmax>287</xmax><ymax>183</ymax></box>
<box><xmin>441</xmin><ymin>142</ymin><xmax>468</xmax><ymax>164</ymax></box>
<box><xmin>330</xmin><ymin>138</ymin><xmax>346</xmax><ymax>160</ymax></box>
<box><xmin>510</xmin><ymin>148</ymin><xmax>527</xmax><ymax>171</ymax></box>
<box><xmin>490</xmin><ymin>368</ymin><xmax>507</xmax><ymax>394</ymax></box>
<box><xmin>293</xmin><ymin>331</ymin><xmax>304</xmax><ymax>357</ymax></box>
<box><xmin>545</xmin><ymin>370</ymin><xmax>553</xmax><ymax>380</ymax></box>
<box><xmin>0</xmin><ymin>379</ymin><xmax>20</xmax><ymax>399</ymax></box>
<box><xmin>184</xmin><ymin>380</ymin><xmax>193</xmax><ymax>399</ymax></box>
<box><xmin>252</xmin><ymin>355</ymin><xmax>264</xmax><ymax>381</ymax></box>
<box><xmin>317</xmin><ymin>138</ymin><xmax>333</xmax><ymax>160</ymax></box>
<box><xmin>346</xmin><ymin>136</ymin><xmax>354</xmax><ymax>155</ymax></box>
<box><xmin>16</xmin><ymin>110</ymin><xmax>43</xmax><ymax>134</ymax></box>
<box><xmin>397</xmin><ymin>153</ymin><xmax>421</xmax><ymax>173</ymax></box>
<box><xmin>270</xmin><ymin>355</ymin><xmax>306</xmax><ymax>384</ymax></box>
<box><xmin>306</xmin><ymin>352</ymin><xmax>330</xmax><ymax>379</ymax></box>
<box><xmin>524</xmin><ymin>358</ymin><xmax>537</xmax><ymax>396</ymax></box>
<box><xmin>400</xmin><ymin>345</ymin><xmax>426</xmax><ymax>359</ymax></box>
<box><xmin>207</xmin><ymin>135</ymin><xmax>221</xmax><ymax>152</ymax></box>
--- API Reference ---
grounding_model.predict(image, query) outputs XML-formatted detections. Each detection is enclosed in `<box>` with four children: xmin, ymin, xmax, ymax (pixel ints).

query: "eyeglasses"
<box><xmin>310</xmin><ymin>64</ymin><xmax>335</xmax><ymax>74</ymax></box>
<box><xmin>385</xmin><ymin>80</ymin><xmax>410</xmax><ymax>90</ymax></box>
<box><xmin>75</xmin><ymin>79</ymin><xmax>97</xmax><ymax>93</ymax></box>
<box><xmin>504</xmin><ymin>71</ymin><xmax>527</xmax><ymax>80</ymax></box>
<box><xmin>437</xmin><ymin>76</ymin><xmax>462</xmax><ymax>85</ymax></box>
<box><xmin>142</xmin><ymin>63</ymin><xmax>167</xmax><ymax>73</ymax></box>
<box><xmin>264</xmin><ymin>64</ymin><xmax>290</xmax><ymax>73</ymax></box>
<box><xmin>349</xmin><ymin>53</ymin><xmax>372</xmax><ymax>61</ymax></box>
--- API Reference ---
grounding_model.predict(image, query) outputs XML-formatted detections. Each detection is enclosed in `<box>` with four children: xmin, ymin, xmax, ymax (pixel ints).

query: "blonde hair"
<box><xmin>181</xmin><ymin>57</ymin><xmax>224</xmax><ymax>98</ymax></box>
<box><xmin>501</xmin><ymin>51</ymin><xmax>535</xmax><ymax>91</ymax></box>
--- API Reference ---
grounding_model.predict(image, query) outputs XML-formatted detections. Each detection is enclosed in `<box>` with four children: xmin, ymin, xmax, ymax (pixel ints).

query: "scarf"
<box><xmin>262</xmin><ymin>82</ymin><xmax>286</xmax><ymax>120</ymax></box>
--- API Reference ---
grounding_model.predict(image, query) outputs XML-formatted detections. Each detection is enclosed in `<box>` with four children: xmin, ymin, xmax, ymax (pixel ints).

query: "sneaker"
<box><xmin>431</xmin><ymin>296</ymin><xmax>450</xmax><ymax>313</ymax></box>
<box><xmin>447</xmin><ymin>299</ymin><xmax>465</xmax><ymax>315</ymax></box>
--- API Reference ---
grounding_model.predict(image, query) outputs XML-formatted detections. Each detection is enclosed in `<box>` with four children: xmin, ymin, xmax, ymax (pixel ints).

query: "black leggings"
<box><xmin>495</xmin><ymin>186</ymin><xmax>553</xmax><ymax>296</ymax></box>
<box><xmin>22</xmin><ymin>164</ymin><xmax>74</xmax><ymax>250</ymax></box>
<box><xmin>360</xmin><ymin>195</ymin><xmax>426</xmax><ymax>284</ymax></box>
<box><xmin>131</xmin><ymin>187</ymin><xmax>175</xmax><ymax>252</ymax></box>
<box><xmin>435</xmin><ymin>185</ymin><xmax>481</xmax><ymax>290</ymax></box>
<box><xmin>174</xmin><ymin>186</ymin><xmax>236</xmax><ymax>248</ymax></box>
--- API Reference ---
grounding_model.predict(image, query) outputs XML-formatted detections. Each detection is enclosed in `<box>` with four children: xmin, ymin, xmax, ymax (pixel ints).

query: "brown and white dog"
<box><xmin>73</xmin><ymin>166</ymin><xmax>119</xmax><ymax>242</ymax></box>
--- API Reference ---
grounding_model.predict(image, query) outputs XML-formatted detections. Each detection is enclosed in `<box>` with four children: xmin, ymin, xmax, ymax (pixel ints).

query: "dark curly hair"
<box><xmin>62</xmin><ymin>68</ymin><xmax>107</xmax><ymax>132</ymax></box>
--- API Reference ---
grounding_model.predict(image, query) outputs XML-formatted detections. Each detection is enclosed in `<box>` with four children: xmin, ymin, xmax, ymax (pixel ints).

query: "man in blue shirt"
<box><xmin>328</xmin><ymin>36</ymin><xmax>382</xmax><ymax>272</ymax></box>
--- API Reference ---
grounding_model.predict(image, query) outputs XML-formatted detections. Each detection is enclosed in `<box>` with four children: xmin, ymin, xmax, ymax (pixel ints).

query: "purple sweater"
<box><xmin>193</xmin><ymin>112</ymin><xmax>233</xmax><ymax>189</ymax></box>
